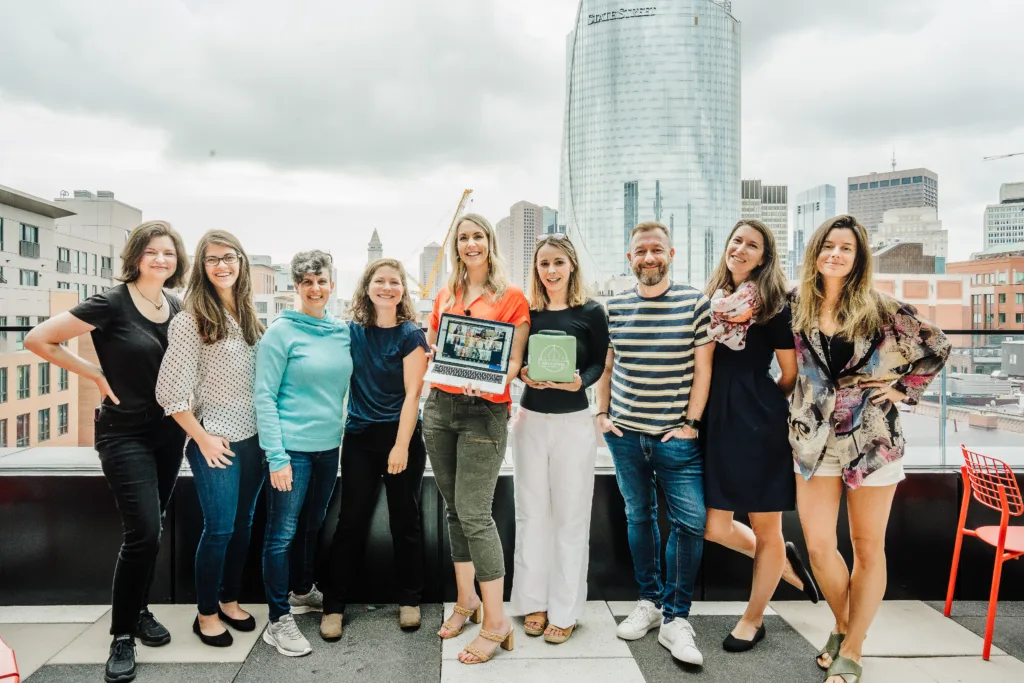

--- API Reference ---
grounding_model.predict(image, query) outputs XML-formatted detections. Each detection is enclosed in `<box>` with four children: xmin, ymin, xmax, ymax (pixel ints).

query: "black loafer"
<box><xmin>104</xmin><ymin>634</ymin><xmax>136</xmax><ymax>683</ymax></box>
<box><xmin>218</xmin><ymin>608</ymin><xmax>256</xmax><ymax>632</ymax></box>
<box><xmin>135</xmin><ymin>608</ymin><xmax>171</xmax><ymax>647</ymax></box>
<box><xmin>723</xmin><ymin>624</ymin><xmax>766</xmax><ymax>652</ymax></box>
<box><xmin>193</xmin><ymin>615</ymin><xmax>233</xmax><ymax>647</ymax></box>
<box><xmin>786</xmin><ymin>541</ymin><xmax>820</xmax><ymax>604</ymax></box>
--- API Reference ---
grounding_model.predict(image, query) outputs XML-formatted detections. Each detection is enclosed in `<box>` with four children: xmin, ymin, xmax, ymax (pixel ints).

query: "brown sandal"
<box><xmin>524</xmin><ymin>611</ymin><xmax>548</xmax><ymax>637</ymax></box>
<box><xmin>438</xmin><ymin>602</ymin><xmax>483</xmax><ymax>639</ymax></box>
<box><xmin>459</xmin><ymin>626</ymin><xmax>515</xmax><ymax>664</ymax></box>
<box><xmin>543</xmin><ymin>623</ymin><xmax>575</xmax><ymax>644</ymax></box>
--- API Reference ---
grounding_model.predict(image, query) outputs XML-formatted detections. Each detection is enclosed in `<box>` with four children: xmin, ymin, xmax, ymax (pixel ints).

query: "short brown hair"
<box><xmin>119</xmin><ymin>220</ymin><xmax>189</xmax><ymax>289</ymax></box>
<box><xmin>630</xmin><ymin>221</ymin><xmax>671</xmax><ymax>243</ymax></box>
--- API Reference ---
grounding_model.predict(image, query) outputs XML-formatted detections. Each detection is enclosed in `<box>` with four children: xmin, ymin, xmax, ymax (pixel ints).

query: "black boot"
<box><xmin>104</xmin><ymin>635</ymin><xmax>137</xmax><ymax>683</ymax></box>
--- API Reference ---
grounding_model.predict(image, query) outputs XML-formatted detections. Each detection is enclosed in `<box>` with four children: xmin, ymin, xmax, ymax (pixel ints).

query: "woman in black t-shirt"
<box><xmin>510</xmin><ymin>234</ymin><xmax>609</xmax><ymax>645</ymax></box>
<box><xmin>25</xmin><ymin>220</ymin><xmax>190</xmax><ymax>683</ymax></box>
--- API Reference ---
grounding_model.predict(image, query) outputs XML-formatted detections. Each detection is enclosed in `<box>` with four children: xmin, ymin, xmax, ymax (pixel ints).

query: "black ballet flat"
<box><xmin>786</xmin><ymin>541</ymin><xmax>820</xmax><ymax>604</ymax></box>
<box><xmin>723</xmin><ymin>624</ymin><xmax>766</xmax><ymax>652</ymax></box>
<box><xmin>193</xmin><ymin>616</ymin><xmax>233</xmax><ymax>647</ymax></box>
<box><xmin>218</xmin><ymin>608</ymin><xmax>256</xmax><ymax>632</ymax></box>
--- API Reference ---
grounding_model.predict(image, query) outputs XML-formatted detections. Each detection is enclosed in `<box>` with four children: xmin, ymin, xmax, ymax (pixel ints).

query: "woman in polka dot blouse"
<box><xmin>156</xmin><ymin>230</ymin><xmax>266</xmax><ymax>648</ymax></box>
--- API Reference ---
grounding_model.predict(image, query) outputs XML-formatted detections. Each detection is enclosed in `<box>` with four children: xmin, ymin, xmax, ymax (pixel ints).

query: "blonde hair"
<box><xmin>185</xmin><ymin>230</ymin><xmax>263</xmax><ymax>346</ymax></box>
<box><xmin>528</xmin><ymin>234</ymin><xmax>589</xmax><ymax>310</ymax></box>
<box><xmin>704</xmin><ymin>219</ymin><xmax>787</xmax><ymax>321</ymax></box>
<box><xmin>443</xmin><ymin>213</ymin><xmax>510</xmax><ymax>309</ymax></box>
<box><xmin>793</xmin><ymin>215</ymin><xmax>897</xmax><ymax>339</ymax></box>
<box><xmin>349</xmin><ymin>258</ymin><xmax>417</xmax><ymax>327</ymax></box>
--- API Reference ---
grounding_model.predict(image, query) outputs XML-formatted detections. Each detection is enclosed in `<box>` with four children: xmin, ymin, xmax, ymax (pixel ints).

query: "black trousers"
<box><xmin>322</xmin><ymin>420</ymin><xmax>426</xmax><ymax>614</ymax></box>
<box><xmin>95</xmin><ymin>411</ymin><xmax>186</xmax><ymax>635</ymax></box>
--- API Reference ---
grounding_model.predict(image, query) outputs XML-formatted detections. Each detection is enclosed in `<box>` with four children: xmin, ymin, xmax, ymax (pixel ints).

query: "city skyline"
<box><xmin>0</xmin><ymin>0</ymin><xmax>1022</xmax><ymax>294</ymax></box>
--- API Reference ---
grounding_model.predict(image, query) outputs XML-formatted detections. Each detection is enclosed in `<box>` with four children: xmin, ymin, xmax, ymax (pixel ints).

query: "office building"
<box><xmin>848</xmin><ymin>167</ymin><xmax>938</xmax><ymax>240</ymax></box>
<box><xmin>542</xmin><ymin>207</ymin><xmax>559</xmax><ymax>235</ymax></box>
<box><xmin>946</xmin><ymin>244</ymin><xmax>1024</xmax><ymax>331</ymax></box>
<box><xmin>741</xmin><ymin>180</ymin><xmax>789</xmax><ymax>273</ymax></box>
<box><xmin>873</xmin><ymin>242</ymin><xmax>936</xmax><ymax>275</ymax></box>
<box><xmin>875</xmin><ymin>207</ymin><xmax>948</xmax><ymax>272</ymax></box>
<box><xmin>367</xmin><ymin>229</ymin><xmax>383</xmax><ymax>264</ymax></box>
<box><xmin>983</xmin><ymin>182</ymin><xmax>1024</xmax><ymax>248</ymax></box>
<box><xmin>495</xmin><ymin>201</ymin><xmax>543</xmax><ymax>290</ymax></box>
<box><xmin>559</xmin><ymin>0</ymin><xmax>741</xmax><ymax>288</ymax></box>
<box><xmin>792</xmin><ymin>184</ymin><xmax>836</xmax><ymax>277</ymax></box>
<box><xmin>418</xmin><ymin>242</ymin><xmax>447</xmax><ymax>300</ymax></box>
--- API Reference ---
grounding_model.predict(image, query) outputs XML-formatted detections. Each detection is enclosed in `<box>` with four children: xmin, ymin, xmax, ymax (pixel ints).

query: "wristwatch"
<box><xmin>682</xmin><ymin>418</ymin><xmax>702</xmax><ymax>431</ymax></box>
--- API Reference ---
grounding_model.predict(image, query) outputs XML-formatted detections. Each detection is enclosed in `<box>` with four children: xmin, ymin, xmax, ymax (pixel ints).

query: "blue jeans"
<box><xmin>186</xmin><ymin>433</ymin><xmax>266</xmax><ymax>616</ymax></box>
<box><xmin>605</xmin><ymin>429</ymin><xmax>706</xmax><ymax>620</ymax></box>
<box><xmin>263</xmin><ymin>449</ymin><xmax>339</xmax><ymax>621</ymax></box>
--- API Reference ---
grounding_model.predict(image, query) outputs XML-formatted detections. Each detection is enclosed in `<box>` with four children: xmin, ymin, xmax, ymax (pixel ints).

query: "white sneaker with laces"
<box><xmin>263</xmin><ymin>614</ymin><xmax>313</xmax><ymax>657</ymax></box>
<box><xmin>658</xmin><ymin>617</ymin><xmax>703</xmax><ymax>665</ymax></box>
<box><xmin>288</xmin><ymin>584</ymin><xmax>324</xmax><ymax>614</ymax></box>
<box><xmin>616</xmin><ymin>600</ymin><xmax>663</xmax><ymax>641</ymax></box>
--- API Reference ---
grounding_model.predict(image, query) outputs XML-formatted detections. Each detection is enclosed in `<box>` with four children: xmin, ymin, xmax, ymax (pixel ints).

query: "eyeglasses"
<box><xmin>204</xmin><ymin>253</ymin><xmax>241</xmax><ymax>267</ymax></box>
<box><xmin>536</xmin><ymin>232</ymin><xmax>568</xmax><ymax>241</ymax></box>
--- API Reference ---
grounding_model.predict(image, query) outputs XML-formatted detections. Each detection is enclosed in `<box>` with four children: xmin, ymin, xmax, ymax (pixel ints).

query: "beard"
<box><xmin>633</xmin><ymin>260</ymin><xmax>669</xmax><ymax>286</ymax></box>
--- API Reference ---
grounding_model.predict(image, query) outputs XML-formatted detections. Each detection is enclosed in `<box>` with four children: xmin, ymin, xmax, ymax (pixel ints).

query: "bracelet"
<box><xmin>595</xmin><ymin>411</ymin><xmax>610</xmax><ymax>419</ymax></box>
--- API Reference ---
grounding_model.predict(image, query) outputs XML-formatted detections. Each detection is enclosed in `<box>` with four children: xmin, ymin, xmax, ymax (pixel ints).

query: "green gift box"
<box><xmin>527</xmin><ymin>330</ymin><xmax>577</xmax><ymax>383</ymax></box>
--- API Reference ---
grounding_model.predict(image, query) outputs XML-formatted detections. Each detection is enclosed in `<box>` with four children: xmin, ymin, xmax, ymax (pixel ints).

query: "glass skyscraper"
<box><xmin>558</xmin><ymin>0</ymin><xmax>741</xmax><ymax>288</ymax></box>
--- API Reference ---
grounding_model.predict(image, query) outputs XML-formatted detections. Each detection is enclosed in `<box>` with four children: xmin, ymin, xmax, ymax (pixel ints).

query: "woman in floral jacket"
<box><xmin>788</xmin><ymin>215</ymin><xmax>950</xmax><ymax>683</ymax></box>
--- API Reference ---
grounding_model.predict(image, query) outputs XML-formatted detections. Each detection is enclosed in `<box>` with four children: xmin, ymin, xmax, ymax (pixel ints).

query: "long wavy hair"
<box><xmin>528</xmin><ymin>234</ymin><xmax>590</xmax><ymax>311</ymax></box>
<box><xmin>704</xmin><ymin>219</ymin><xmax>787</xmax><ymax>321</ymax></box>
<box><xmin>443</xmin><ymin>213</ymin><xmax>510</xmax><ymax>310</ymax></box>
<box><xmin>185</xmin><ymin>230</ymin><xmax>263</xmax><ymax>346</ymax></box>
<box><xmin>349</xmin><ymin>258</ymin><xmax>417</xmax><ymax>327</ymax></box>
<box><xmin>118</xmin><ymin>220</ymin><xmax>189</xmax><ymax>289</ymax></box>
<box><xmin>793</xmin><ymin>214</ymin><xmax>897</xmax><ymax>338</ymax></box>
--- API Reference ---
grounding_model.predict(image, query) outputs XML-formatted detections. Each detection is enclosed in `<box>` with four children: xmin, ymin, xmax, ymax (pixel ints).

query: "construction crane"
<box><xmin>410</xmin><ymin>189</ymin><xmax>472</xmax><ymax>300</ymax></box>
<box><xmin>983</xmin><ymin>153</ymin><xmax>1024</xmax><ymax>161</ymax></box>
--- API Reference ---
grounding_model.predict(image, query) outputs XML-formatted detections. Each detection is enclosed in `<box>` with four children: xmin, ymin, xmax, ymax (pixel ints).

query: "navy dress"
<box><xmin>704</xmin><ymin>304</ymin><xmax>796</xmax><ymax>513</ymax></box>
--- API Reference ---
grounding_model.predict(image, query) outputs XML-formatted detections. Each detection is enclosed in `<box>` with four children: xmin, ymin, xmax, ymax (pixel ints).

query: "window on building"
<box><xmin>870</xmin><ymin>181</ymin><xmax>878</xmax><ymax>188</ymax></box>
<box><xmin>20</xmin><ymin>269</ymin><xmax>39</xmax><ymax>286</ymax></box>
<box><xmin>986</xmin><ymin>294</ymin><xmax>994</xmax><ymax>306</ymax></box>
<box><xmin>20</xmin><ymin>224</ymin><xmax>39</xmax><ymax>243</ymax></box>
<box><xmin>38</xmin><ymin>408</ymin><xmax>50</xmax><ymax>442</ymax></box>
<box><xmin>1017</xmin><ymin>314</ymin><xmax>1024</xmax><ymax>324</ymax></box>
<box><xmin>71</xmin><ymin>249</ymin><xmax>79</xmax><ymax>273</ymax></box>
<box><xmin>256</xmin><ymin>301</ymin><xmax>268</xmax><ymax>314</ymax></box>
<box><xmin>38</xmin><ymin>362</ymin><xmax>50</xmax><ymax>395</ymax></box>
<box><xmin>259</xmin><ymin>317</ymin><xmax>268</xmax><ymax>327</ymax></box>
<box><xmin>859</xmin><ymin>183</ymin><xmax>868</xmax><ymax>190</ymax></box>
<box><xmin>913</xmin><ymin>176</ymin><xmax>923</xmax><ymax>183</ymax></box>
<box><xmin>1000</xmin><ymin>293</ymin><xmax>1007</xmax><ymax>304</ymax></box>
<box><xmin>16</xmin><ymin>414</ymin><xmax>29</xmax><ymax>447</ymax></box>
<box><xmin>999</xmin><ymin>313</ymin><xmax>1006</xmax><ymax>324</ymax></box>
<box><xmin>58</xmin><ymin>366</ymin><xmax>69</xmax><ymax>391</ymax></box>
<box><xmin>15</xmin><ymin>316</ymin><xmax>30</xmax><ymax>350</ymax></box>
<box><xmin>1017</xmin><ymin>293</ymin><xmax>1023</xmax><ymax>304</ymax></box>
<box><xmin>58</xmin><ymin>404</ymin><xmax>69</xmax><ymax>436</ymax></box>
<box><xmin>17</xmin><ymin>364</ymin><xmax>30</xmax><ymax>399</ymax></box>
<box><xmin>0</xmin><ymin>315</ymin><xmax>5</xmax><ymax>340</ymax></box>
<box><xmin>92</xmin><ymin>253</ymin><xmax>98</xmax><ymax>275</ymax></box>
<box><xmin>57</xmin><ymin>281</ymin><xmax>70</xmax><ymax>289</ymax></box>
<box><xmin>902</xmin><ymin>177</ymin><xmax>912</xmax><ymax>185</ymax></box>
<box><xmin>849</xmin><ymin>184</ymin><xmax>858</xmax><ymax>191</ymax></box>
<box><xmin>0</xmin><ymin>418</ymin><xmax>6</xmax><ymax>448</ymax></box>
<box><xmin>0</xmin><ymin>367</ymin><xmax>7</xmax><ymax>404</ymax></box>
<box><xmin>58</xmin><ymin>247</ymin><xmax>70</xmax><ymax>263</ymax></box>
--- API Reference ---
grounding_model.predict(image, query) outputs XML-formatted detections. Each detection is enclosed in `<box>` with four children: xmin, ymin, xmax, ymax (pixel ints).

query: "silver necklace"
<box><xmin>133</xmin><ymin>283</ymin><xmax>164</xmax><ymax>310</ymax></box>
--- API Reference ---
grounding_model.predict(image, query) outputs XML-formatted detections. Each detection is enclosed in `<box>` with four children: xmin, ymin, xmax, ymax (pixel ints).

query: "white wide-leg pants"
<box><xmin>509</xmin><ymin>406</ymin><xmax>598</xmax><ymax>628</ymax></box>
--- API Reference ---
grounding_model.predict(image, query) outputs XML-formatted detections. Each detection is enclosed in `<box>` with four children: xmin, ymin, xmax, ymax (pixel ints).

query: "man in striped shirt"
<box><xmin>596</xmin><ymin>221</ymin><xmax>714</xmax><ymax>666</ymax></box>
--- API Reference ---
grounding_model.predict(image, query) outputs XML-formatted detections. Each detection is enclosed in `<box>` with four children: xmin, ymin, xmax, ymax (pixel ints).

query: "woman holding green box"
<box><xmin>511</xmin><ymin>233</ymin><xmax>609</xmax><ymax>644</ymax></box>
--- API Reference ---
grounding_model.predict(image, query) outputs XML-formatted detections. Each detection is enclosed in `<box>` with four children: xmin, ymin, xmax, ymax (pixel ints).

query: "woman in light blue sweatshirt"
<box><xmin>255</xmin><ymin>250</ymin><xmax>352</xmax><ymax>658</ymax></box>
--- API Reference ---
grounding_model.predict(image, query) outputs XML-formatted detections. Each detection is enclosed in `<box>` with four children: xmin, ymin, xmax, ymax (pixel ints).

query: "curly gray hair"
<box><xmin>290</xmin><ymin>250</ymin><xmax>334</xmax><ymax>285</ymax></box>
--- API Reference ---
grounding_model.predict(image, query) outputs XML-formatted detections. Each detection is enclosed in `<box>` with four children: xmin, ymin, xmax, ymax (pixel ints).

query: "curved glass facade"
<box><xmin>559</xmin><ymin>0</ymin><xmax>741</xmax><ymax>288</ymax></box>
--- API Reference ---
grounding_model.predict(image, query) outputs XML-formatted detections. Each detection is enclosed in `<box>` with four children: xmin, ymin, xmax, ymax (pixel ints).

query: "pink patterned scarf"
<box><xmin>708</xmin><ymin>281</ymin><xmax>759</xmax><ymax>351</ymax></box>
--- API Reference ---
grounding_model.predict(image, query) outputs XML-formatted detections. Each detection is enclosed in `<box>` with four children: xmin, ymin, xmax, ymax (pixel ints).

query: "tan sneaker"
<box><xmin>320</xmin><ymin>613</ymin><xmax>343</xmax><ymax>641</ymax></box>
<box><xmin>399</xmin><ymin>606</ymin><xmax>421</xmax><ymax>630</ymax></box>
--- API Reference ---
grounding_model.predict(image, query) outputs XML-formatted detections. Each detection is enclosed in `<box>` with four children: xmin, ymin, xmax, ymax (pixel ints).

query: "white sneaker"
<box><xmin>263</xmin><ymin>614</ymin><xmax>313</xmax><ymax>657</ymax></box>
<box><xmin>658</xmin><ymin>617</ymin><xmax>703</xmax><ymax>666</ymax></box>
<box><xmin>616</xmin><ymin>600</ymin><xmax>663</xmax><ymax>640</ymax></box>
<box><xmin>288</xmin><ymin>585</ymin><xmax>324</xmax><ymax>614</ymax></box>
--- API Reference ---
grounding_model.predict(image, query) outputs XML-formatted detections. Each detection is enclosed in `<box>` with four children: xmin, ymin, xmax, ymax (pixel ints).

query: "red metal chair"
<box><xmin>0</xmin><ymin>635</ymin><xmax>19</xmax><ymax>683</ymax></box>
<box><xmin>944</xmin><ymin>445</ymin><xmax>1024</xmax><ymax>660</ymax></box>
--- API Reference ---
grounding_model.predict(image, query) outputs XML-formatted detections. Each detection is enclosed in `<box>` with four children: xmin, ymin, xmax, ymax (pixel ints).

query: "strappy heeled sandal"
<box><xmin>459</xmin><ymin>626</ymin><xmax>515</xmax><ymax>664</ymax></box>
<box><xmin>543</xmin><ymin>623</ymin><xmax>575</xmax><ymax>644</ymax></box>
<box><xmin>438</xmin><ymin>602</ymin><xmax>483</xmax><ymax>639</ymax></box>
<box><xmin>817</xmin><ymin>632</ymin><xmax>846</xmax><ymax>670</ymax></box>
<box><xmin>825</xmin><ymin>655</ymin><xmax>862</xmax><ymax>682</ymax></box>
<box><xmin>524</xmin><ymin>612</ymin><xmax>547</xmax><ymax>637</ymax></box>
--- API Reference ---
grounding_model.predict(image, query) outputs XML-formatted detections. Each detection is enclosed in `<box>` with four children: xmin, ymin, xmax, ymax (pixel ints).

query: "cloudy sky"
<box><xmin>2</xmin><ymin>0</ymin><xmax>1022</xmax><ymax>293</ymax></box>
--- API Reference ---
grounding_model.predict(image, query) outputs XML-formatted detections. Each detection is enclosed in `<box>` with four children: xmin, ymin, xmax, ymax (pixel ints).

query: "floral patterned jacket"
<box><xmin>788</xmin><ymin>293</ymin><xmax>951</xmax><ymax>489</ymax></box>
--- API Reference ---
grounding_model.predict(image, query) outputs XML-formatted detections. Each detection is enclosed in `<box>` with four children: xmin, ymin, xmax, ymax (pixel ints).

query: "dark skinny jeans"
<box><xmin>95</xmin><ymin>410</ymin><xmax>186</xmax><ymax>636</ymax></box>
<box><xmin>323</xmin><ymin>420</ymin><xmax>426</xmax><ymax>615</ymax></box>
<box><xmin>185</xmin><ymin>433</ymin><xmax>266</xmax><ymax>616</ymax></box>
